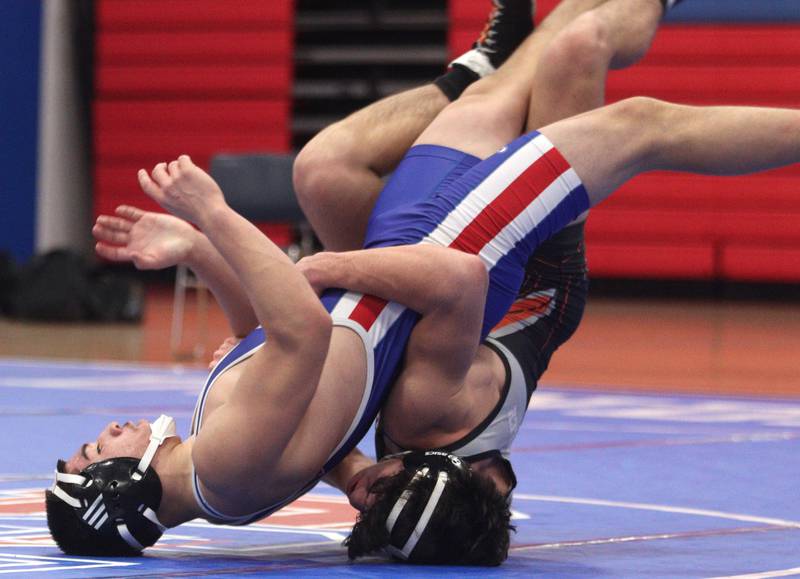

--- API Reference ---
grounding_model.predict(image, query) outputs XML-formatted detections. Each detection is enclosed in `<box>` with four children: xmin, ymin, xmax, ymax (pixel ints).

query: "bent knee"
<box><xmin>293</xmin><ymin>134</ymin><xmax>350</xmax><ymax>210</ymax></box>
<box><xmin>608</xmin><ymin>96</ymin><xmax>670</xmax><ymax>127</ymax></box>
<box><xmin>604</xmin><ymin>96</ymin><xmax>674</xmax><ymax>162</ymax></box>
<box><xmin>547</xmin><ymin>12</ymin><xmax>611</xmax><ymax>76</ymax></box>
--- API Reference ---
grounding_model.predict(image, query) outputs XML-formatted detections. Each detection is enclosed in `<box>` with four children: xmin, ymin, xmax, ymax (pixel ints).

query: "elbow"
<box><xmin>444</xmin><ymin>253</ymin><xmax>488</xmax><ymax>303</ymax></box>
<box><xmin>305</xmin><ymin>305</ymin><xmax>333</xmax><ymax>349</ymax></box>
<box><xmin>272</xmin><ymin>302</ymin><xmax>332</xmax><ymax>354</ymax></box>
<box><xmin>295</xmin><ymin>308</ymin><xmax>332</xmax><ymax>369</ymax></box>
<box><xmin>465</xmin><ymin>254</ymin><xmax>489</xmax><ymax>288</ymax></box>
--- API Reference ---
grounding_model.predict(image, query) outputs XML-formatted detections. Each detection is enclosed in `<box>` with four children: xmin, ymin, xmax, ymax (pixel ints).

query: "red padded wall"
<box><xmin>93</xmin><ymin>0</ymin><xmax>293</xmax><ymax>218</ymax></box>
<box><xmin>449</xmin><ymin>0</ymin><xmax>800</xmax><ymax>282</ymax></box>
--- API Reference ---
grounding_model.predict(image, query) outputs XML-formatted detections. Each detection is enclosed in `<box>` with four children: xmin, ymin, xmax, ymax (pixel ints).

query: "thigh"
<box><xmin>537</xmin><ymin>98</ymin><xmax>657</xmax><ymax>205</ymax></box>
<box><xmin>489</xmin><ymin>222</ymin><xmax>589</xmax><ymax>395</ymax></box>
<box><xmin>370</xmin><ymin>130</ymin><xmax>591</xmax><ymax>337</ymax></box>
<box><xmin>370</xmin><ymin>145</ymin><xmax>479</xmax><ymax>218</ymax></box>
<box><xmin>364</xmin><ymin>145</ymin><xmax>479</xmax><ymax>247</ymax></box>
<box><xmin>435</xmin><ymin>131</ymin><xmax>591</xmax><ymax>336</ymax></box>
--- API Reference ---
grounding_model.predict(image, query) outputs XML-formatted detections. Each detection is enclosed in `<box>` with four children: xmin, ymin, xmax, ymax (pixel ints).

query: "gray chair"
<box><xmin>171</xmin><ymin>152</ymin><xmax>314</xmax><ymax>360</ymax></box>
<box><xmin>212</xmin><ymin>153</ymin><xmax>299</xmax><ymax>217</ymax></box>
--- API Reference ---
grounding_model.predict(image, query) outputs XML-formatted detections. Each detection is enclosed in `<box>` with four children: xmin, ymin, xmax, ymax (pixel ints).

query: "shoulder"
<box><xmin>382</xmin><ymin>345</ymin><xmax>504</xmax><ymax>448</ymax></box>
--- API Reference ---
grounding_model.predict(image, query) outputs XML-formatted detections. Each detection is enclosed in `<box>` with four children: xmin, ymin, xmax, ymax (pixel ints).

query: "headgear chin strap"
<box><xmin>48</xmin><ymin>415</ymin><xmax>177</xmax><ymax>553</ymax></box>
<box><xmin>133</xmin><ymin>414</ymin><xmax>177</xmax><ymax>481</ymax></box>
<box><xmin>383</xmin><ymin>451</ymin><xmax>471</xmax><ymax>561</ymax></box>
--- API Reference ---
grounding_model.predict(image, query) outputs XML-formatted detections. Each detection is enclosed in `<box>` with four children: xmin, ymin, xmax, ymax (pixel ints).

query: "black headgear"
<box><xmin>383</xmin><ymin>450</ymin><xmax>471</xmax><ymax>560</ymax></box>
<box><xmin>46</xmin><ymin>415</ymin><xmax>176</xmax><ymax>554</ymax></box>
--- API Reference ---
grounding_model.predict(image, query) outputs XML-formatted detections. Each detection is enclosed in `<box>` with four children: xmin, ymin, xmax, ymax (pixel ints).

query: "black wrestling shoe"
<box><xmin>452</xmin><ymin>0</ymin><xmax>535</xmax><ymax>76</ymax></box>
<box><xmin>436</xmin><ymin>1</ymin><xmax>534</xmax><ymax>100</ymax></box>
<box><xmin>473</xmin><ymin>0</ymin><xmax>535</xmax><ymax>69</ymax></box>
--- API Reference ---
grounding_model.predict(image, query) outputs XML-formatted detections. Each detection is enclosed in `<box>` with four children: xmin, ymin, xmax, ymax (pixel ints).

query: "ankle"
<box><xmin>435</xmin><ymin>0</ymin><xmax>535</xmax><ymax>101</ymax></box>
<box><xmin>434</xmin><ymin>63</ymin><xmax>481</xmax><ymax>102</ymax></box>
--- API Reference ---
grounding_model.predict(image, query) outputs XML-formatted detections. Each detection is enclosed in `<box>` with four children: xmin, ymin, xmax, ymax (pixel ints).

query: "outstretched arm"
<box><xmin>93</xmin><ymin>206</ymin><xmax>258</xmax><ymax>337</ymax></box>
<box><xmin>138</xmin><ymin>156</ymin><xmax>332</xmax><ymax>489</ymax></box>
<box><xmin>136</xmin><ymin>157</ymin><xmax>328</xmax><ymax>341</ymax></box>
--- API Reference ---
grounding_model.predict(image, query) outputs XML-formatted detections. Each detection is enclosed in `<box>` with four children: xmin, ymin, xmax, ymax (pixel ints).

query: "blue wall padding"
<box><xmin>0</xmin><ymin>0</ymin><xmax>41</xmax><ymax>262</ymax></box>
<box><xmin>666</xmin><ymin>0</ymin><xmax>800</xmax><ymax>23</ymax></box>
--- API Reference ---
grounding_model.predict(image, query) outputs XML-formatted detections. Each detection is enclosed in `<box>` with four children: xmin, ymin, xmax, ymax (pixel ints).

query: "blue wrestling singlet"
<box><xmin>190</xmin><ymin>130</ymin><xmax>590</xmax><ymax>525</ymax></box>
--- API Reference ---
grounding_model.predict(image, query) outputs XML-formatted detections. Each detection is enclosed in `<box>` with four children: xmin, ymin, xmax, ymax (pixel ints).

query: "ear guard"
<box><xmin>46</xmin><ymin>415</ymin><xmax>177</xmax><ymax>554</ymax></box>
<box><xmin>383</xmin><ymin>450</ymin><xmax>472</xmax><ymax>560</ymax></box>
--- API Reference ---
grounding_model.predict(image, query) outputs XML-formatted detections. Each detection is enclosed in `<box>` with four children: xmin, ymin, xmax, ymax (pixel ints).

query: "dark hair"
<box><xmin>45</xmin><ymin>457</ymin><xmax>165</xmax><ymax>556</ymax></box>
<box><xmin>344</xmin><ymin>467</ymin><xmax>514</xmax><ymax>565</ymax></box>
<box><xmin>45</xmin><ymin>490</ymin><xmax>142</xmax><ymax>556</ymax></box>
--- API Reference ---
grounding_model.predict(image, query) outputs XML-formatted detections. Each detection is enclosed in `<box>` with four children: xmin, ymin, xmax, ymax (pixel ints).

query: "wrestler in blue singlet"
<box><xmin>190</xmin><ymin>130</ymin><xmax>590</xmax><ymax>524</ymax></box>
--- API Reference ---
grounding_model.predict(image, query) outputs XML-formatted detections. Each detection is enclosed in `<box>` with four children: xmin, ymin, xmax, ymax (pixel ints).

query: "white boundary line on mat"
<box><xmin>708</xmin><ymin>567</ymin><xmax>800</xmax><ymax>579</ymax></box>
<box><xmin>513</xmin><ymin>494</ymin><xmax>800</xmax><ymax>528</ymax></box>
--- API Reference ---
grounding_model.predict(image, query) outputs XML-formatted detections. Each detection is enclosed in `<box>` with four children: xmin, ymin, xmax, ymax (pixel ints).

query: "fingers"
<box><xmin>209</xmin><ymin>336</ymin><xmax>239</xmax><ymax>370</ymax></box>
<box><xmin>138</xmin><ymin>168</ymin><xmax>164</xmax><ymax>202</ymax></box>
<box><xmin>115</xmin><ymin>205</ymin><xmax>144</xmax><ymax>222</ymax></box>
<box><xmin>213</xmin><ymin>336</ymin><xmax>239</xmax><ymax>353</ymax></box>
<box><xmin>92</xmin><ymin>222</ymin><xmax>130</xmax><ymax>246</ymax></box>
<box><xmin>95</xmin><ymin>242</ymin><xmax>132</xmax><ymax>262</ymax></box>
<box><xmin>152</xmin><ymin>156</ymin><xmax>187</xmax><ymax>182</ymax></box>
<box><xmin>150</xmin><ymin>162</ymin><xmax>170</xmax><ymax>189</ymax></box>
<box><xmin>96</xmin><ymin>214</ymin><xmax>132</xmax><ymax>233</ymax></box>
<box><xmin>93</xmin><ymin>207</ymin><xmax>144</xmax><ymax>247</ymax></box>
<box><xmin>178</xmin><ymin>154</ymin><xmax>193</xmax><ymax>170</ymax></box>
<box><xmin>93</xmin><ymin>211</ymin><xmax>135</xmax><ymax>246</ymax></box>
<box><xmin>98</xmin><ymin>245</ymin><xmax>155</xmax><ymax>270</ymax></box>
<box><xmin>139</xmin><ymin>156</ymin><xmax>195</xmax><ymax>217</ymax></box>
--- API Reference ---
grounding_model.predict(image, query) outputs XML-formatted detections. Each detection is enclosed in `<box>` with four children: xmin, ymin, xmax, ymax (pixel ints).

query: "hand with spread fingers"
<box><xmin>138</xmin><ymin>154</ymin><xmax>227</xmax><ymax>226</ymax></box>
<box><xmin>92</xmin><ymin>205</ymin><xmax>197</xmax><ymax>270</ymax></box>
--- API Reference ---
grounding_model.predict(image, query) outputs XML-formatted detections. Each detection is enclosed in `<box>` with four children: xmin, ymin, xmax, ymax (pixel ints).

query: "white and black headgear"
<box><xmin>46</xmin><ymin>415</ymin><xmax>177</xmax><ymax>555</ymax></box>
<box><xmin>383</xmin><ymin>450</ymin><xmax>472</xmax><ymax>561</ymax></box>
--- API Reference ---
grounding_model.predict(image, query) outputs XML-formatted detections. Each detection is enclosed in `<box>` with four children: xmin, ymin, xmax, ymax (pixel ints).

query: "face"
<box><xmin>345</xmin><ymin>458</ymin><xmax>405</xmax><ymax>511</ymax></box>
<box><xmin>65</xmin><ymin>419</ymin><xmax>152</xmax><ymax>474</ymax></box>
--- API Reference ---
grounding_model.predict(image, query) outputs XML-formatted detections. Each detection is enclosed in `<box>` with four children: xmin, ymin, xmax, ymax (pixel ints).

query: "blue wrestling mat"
<box><xmin>0</xmin><ymin>358</ymin><xmax>798</xmax><ymax>577</ymax></box>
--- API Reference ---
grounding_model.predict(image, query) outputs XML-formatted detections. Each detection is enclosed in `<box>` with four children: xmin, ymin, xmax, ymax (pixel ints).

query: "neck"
<box><xmin>151</xmin><ymin>437</ymin><xmax>203</xmax><ymax>527</ymax></box>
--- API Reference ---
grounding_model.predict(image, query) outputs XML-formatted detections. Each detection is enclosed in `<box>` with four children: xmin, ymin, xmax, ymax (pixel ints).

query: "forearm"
<box><xmin>314</xmin><ymin>245</ymin><xmax>482</xmax><ymax>314</ymax></box>
<box><xmin>136</xmin><ymin>156</ymin><xmax>329</xmax><ymax>343</ymax></box>
<box><xmin>186</xmin><ymin>234</ymin><xmax>258</xmax><ymax>337</ymax></box>
<box><xmin>199</xmin><ymin>206</ymin><xmax>329</xmax><ymax>340</ymax></box>
<box><xmin>323</xmin><ymin>448</ymin><xmax>375</xmax><ymax>494</ymax></box>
